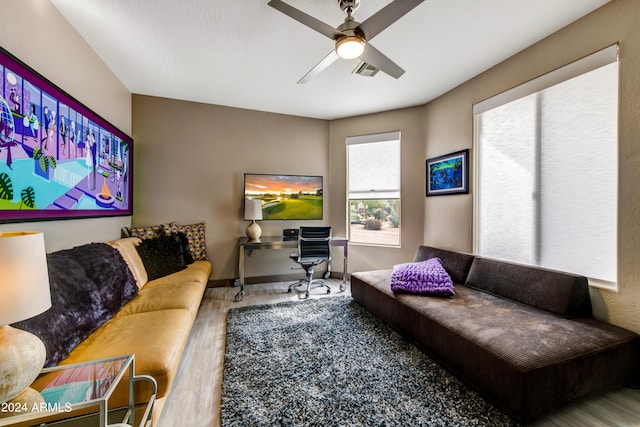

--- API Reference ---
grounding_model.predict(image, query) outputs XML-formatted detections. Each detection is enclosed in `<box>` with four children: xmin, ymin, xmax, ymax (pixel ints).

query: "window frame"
<box><xmin>346</xmin><ymin>131</ymin><xmax>401</xmax><ymax>247</ymax></box>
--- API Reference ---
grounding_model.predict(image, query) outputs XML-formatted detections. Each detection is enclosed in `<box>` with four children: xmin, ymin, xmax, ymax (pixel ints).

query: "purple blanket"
<box><xmin>390</xmin><ymin>257</ymin><xmax>455</xmax><ymax>297</ymax></box>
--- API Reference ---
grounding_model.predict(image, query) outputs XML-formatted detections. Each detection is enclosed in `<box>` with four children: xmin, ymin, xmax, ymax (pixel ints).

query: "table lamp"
<box><xmin>244</xmin><ymin>199</ymin><xmax>263</xmax><ymax>241</ymax></box>
<box><xmin>0</xmin><ymin>232</ymin><xmax>51</xmax><ymax>404</ymax></box>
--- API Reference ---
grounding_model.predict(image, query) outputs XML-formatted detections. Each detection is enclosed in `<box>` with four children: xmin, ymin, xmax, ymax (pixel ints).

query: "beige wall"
<box><xmin>132</xmin><ymin>95</ymin><xmax>329</xmax><ymax>281</ymax></box>
<box><xmin>4</xmin><ymin>0</ymin><xmax>638</xmax><ymax>332</ymax></box>
<box><xmin>422</xmin><ymin>0</ymin><xmax>640</xmax><ymax>332</ymax></box>
<box><xmin>329</xmin><ymin>106</ymin><xmax>426</xmax><ymax>273</ymax></box>
<box><xmin>0</xmin><ymin>0</ymin><xmax>132</xmax><ymax>251</ymax></box>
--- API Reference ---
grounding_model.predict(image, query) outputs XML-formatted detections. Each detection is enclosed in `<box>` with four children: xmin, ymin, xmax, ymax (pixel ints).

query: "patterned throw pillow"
<box><xmin>126</xmin><ymin>223</ymin><xmax>172</xmax><ymax>239</ymax></box>
<box><xmin>166</xmin><ymin>222</ymin><xmax>208</xmax><ymax>261</ymax></box>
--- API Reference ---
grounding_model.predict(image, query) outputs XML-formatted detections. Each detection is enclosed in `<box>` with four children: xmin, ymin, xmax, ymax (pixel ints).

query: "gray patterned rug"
<box><xmin>221</xmin><ymin>296</ymin><xmax>520</xmax><ymax>427</ymax></box>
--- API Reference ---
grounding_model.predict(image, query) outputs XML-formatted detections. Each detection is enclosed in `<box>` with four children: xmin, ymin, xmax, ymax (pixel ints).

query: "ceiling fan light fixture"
<box><xmin>335</xmin><ymin>35</ymin><xmax>365</xmax><ymax>59</ymax></box>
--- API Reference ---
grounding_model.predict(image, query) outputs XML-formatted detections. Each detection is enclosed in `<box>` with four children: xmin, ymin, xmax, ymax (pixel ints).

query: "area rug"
<box><xmin>221</xmin><ymin>296</ymin><xmax>520</xmax><ymax>427</ymax></box>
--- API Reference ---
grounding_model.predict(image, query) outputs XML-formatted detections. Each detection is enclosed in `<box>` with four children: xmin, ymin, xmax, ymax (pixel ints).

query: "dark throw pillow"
<box><xmin>166</xmin><ymin>222</ymin><xmax>208</xmax><ymax>261</ymax></box>
<box><xmin>135</xmin><ymin>234</ymin><xmax>187</xmax><ymax>281</ymax></box>
<box><xmin>175</xmin><ymin>232</ymin><xmax>195</xmax><ymax>265</ymax></box>
<box><xmin>390</xmin><ymin>257</ymin><xmax>455</xmax><ymax>297</ymax></box>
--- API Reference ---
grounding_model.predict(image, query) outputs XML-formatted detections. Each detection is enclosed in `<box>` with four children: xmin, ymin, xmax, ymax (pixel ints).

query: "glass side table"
<box><xmin>0</xmin><ymin>355</ymin><xmax>156</xmax><ymax>427</ymax></box>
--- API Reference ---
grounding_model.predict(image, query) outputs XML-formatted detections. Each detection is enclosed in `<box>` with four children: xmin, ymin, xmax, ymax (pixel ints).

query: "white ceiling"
<box><xmin>50</xmin><ymin>0</ymin><xmax>609</xmax><ymax>120</ymax></box>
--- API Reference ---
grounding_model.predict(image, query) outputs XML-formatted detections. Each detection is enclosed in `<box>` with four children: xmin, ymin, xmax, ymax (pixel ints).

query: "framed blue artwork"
<box><xmin>426</xmin><ymin>149</ymin><xmax>469</xmax><ymax>196</ymax></box>
<box><xmin>0</xmin><ymin>47</ymin><xmax>133</xmax><ymax>223</ymax></box>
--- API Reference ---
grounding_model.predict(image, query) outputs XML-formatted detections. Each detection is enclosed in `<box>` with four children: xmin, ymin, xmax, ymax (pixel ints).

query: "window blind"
<box><xmin>347</xmin><ymin>132</ymin><xmax>400</xmax><ymax>200</ymax></box>
<box><xmin>474</xmin><ymin>46</ymin><xmax>618</xmax><ymax>287</ymax></box>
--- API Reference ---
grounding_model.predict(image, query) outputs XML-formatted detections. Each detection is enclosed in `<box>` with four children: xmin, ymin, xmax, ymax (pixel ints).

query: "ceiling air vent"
<box><xmin>353</xmin><ymin>61</ymin><xmax>379</xmax><ymax>77</ymax></box>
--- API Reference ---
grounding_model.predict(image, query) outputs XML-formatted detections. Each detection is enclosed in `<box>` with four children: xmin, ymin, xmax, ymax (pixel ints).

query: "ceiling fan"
<box><xmin>268</xmin><ymin>0</ymin><xmax>425</xmax><ymax>83</ymax></box>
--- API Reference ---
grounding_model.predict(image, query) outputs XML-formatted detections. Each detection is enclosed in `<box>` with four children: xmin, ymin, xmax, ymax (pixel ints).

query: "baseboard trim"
<box><xmin>207</xmin><ymin>279</ymin><xmax>231</xmax><ymax>288</ymax></box>
<box><xmin>208</xmin><ymin>273</ymin><xmax>349</xmax><ymax>288</ymax></box>
<box><xmin>243</xmin><ymin>273</ymin><xmax>302</xmax><ymax>284</ymax></box>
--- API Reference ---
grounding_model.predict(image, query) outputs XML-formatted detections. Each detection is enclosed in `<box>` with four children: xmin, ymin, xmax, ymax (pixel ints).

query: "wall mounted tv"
<box><xmin>244</xmin><ymin>173</ymin><xmax>323</xmax><ymax>220</ymax></box>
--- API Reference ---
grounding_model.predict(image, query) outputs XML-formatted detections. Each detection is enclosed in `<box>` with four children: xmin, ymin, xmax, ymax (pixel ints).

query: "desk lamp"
<box><xmin>0</xmin><ymin>232</ymin><xmax>51</xmax><ymax>403</ymax></box>
<box><xmin>244</xmin><ymin>199</ymin><xmax>263</xmax><ymax>241</ymax></box>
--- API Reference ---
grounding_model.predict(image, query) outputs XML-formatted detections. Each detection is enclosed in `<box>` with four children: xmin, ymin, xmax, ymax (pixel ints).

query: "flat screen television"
<box><xmin>244</xmin><ymin>173</ymin><xmax>323</xmax><ymax>220</ymax></box>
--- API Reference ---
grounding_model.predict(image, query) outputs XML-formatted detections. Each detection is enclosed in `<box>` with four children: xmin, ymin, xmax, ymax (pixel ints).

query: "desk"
<box><xmin>235</xmin><ymin>236</ymin><xmax>348</xmax><ymax>302</ymax></box>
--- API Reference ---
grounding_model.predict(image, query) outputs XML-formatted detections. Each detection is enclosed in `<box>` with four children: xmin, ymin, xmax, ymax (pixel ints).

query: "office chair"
<box><xmin>288</xmin><ymin>226</ymin><xmax>332</xmax><ymax>299</ymax></box>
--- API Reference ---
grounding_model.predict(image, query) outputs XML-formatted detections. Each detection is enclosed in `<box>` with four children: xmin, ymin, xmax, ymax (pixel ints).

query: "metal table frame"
<box><xmin>235</xmin><ymin>236</ymin><xmax>348</xmax><ymax>302</ymax></box>
<box><xmin>0</xmin><ymin>354</ymin><xmax>156</xmax><ymax>427</ymax></box>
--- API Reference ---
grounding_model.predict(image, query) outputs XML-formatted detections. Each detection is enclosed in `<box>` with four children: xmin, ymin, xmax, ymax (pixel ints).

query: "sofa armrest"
<box><xmin>109</xmin><ymin>238</ymin><xmax>148</xmax><ymax>288</ymax></box>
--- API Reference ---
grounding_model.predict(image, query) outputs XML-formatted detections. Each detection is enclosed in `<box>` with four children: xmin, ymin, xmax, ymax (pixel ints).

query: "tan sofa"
<box><xmin>17</xmin><ymin>236</ymin><xmax>211</xmax><ymax>425</ymax></box>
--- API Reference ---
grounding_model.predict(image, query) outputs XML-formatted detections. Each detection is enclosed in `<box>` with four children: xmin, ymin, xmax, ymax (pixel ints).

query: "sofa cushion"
<box><xmin>117</xmin><ymin>280</ymin><xmax>205</xmax><ymax>317</ymax></box>
<box><xmin>412</xmin><ymin>246</ymin><xmax>475</xmax><ymax>284</ymax></box>
<box><xmin>59</xmin><ymin>309</ymin><xmax>193</xmax><ymax>408</ymax></box>
<box><xmin>390</xmin><ymin>258</ymin><xmax>454</xmax><ymax>296</ymax></box>
<box><xmin>465</xmin><ymin>257</ymin><xmax>592</xmax><ymax>318</ymax></box>
<box><xmin>13</xmin><ymin>243</ymin><xmax>138</xmax><ymax>367</ymax></box>
<box><xmin>146</xmin><ymin>261</ymin><xmax>211</xmax><ymax>288</ymax></box>
<box><xmin>109</xmin><ymin>237</ymin><xmax>148</xmax><ymax>288</ymax></box>
<box><xmin>116</xmin><ymin>260</ymin><xmax>210</xmax><ymax>318</ymax></box>
<box><xmin>171</xmin><ymin>259</ymin><xmax>212</xmax><ymax>282</ymax></box>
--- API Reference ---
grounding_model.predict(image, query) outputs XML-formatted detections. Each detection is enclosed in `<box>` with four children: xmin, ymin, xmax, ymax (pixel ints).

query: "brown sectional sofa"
<box><xmin>13</xmin><ymin>236</ymin><xmax>211</xmax><ymax>425</ymax></box>
<box><xmin>350</xmin><ymin>245</ymin><xmax>640</xmax><ymax>423</ymax></box>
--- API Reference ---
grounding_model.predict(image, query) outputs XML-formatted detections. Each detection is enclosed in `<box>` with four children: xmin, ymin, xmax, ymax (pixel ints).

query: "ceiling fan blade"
<box><xmin>268</xmin><ymin>0</ymin><xmax>344</xmax><ymax>40</ymax></box>
<box><xmin>359</xmin><ymin>44</ymin><xmax>405</xmax><ymax>79</ymax></box>
<box><xmin>297</xmin><ymin>50</ymin><xmax>340</xmax><ymax>84</ymax></box>
<box><xmin>357</xmin><ymin>0</ymin><xmax>425</xmax><ymax>40</ymax></box>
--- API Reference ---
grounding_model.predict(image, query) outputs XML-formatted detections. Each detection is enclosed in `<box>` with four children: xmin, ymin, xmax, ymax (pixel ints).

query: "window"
<box><xmin>347</xmin><ymin>131</ymin><xmax>401</xmax><ymax>246</ymax></box>
<box><xmin>474</xmin><ymin>45</ymin><xmax>618</xmax><ymax>288</ymax></box>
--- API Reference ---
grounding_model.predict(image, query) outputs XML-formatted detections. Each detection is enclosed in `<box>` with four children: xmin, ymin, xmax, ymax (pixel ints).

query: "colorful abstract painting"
<box><xmin>426</xmin><ymin>149</ymin><xmax>469</xmax><ymax>196</ymax></box>
<box><xmin>0</xmin><ymin>47</ymin><xmax>132</xmax><ymax>222</ymax></box>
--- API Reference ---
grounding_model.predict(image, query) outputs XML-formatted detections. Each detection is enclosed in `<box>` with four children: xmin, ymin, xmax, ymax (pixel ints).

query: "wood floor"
<box><xmin>156</xmin><ymin>280</ymin><xmax>640</xmax><ymax>427</ymax></box>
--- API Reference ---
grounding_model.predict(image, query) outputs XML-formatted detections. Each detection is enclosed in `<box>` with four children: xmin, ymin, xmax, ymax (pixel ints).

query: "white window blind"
<box><xmin>474</xmin><ymin>45</ymin><xmax>618</xmax><ymax>287</ymax></box>
<box><xmin>347</xmin><ymin>131</ymin><xmax>401</xmax><ymax>246</ymax></box>
<box><xmin>347</xmin><ymin>132</ymin><xmax>400</xmax><ymax>200</ymax></box>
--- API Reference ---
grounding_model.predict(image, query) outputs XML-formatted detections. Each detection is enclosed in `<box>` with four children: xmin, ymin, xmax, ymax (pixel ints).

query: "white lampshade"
<box><xmin>244</xmin><ymin>199</ymin><xmax>263</xmax><ymax>221</ymax></box>
<box><xmin>0</xmin><ymin>232</ymin><xmax>51</xmax><ymax>325</ymax></box>
<box><xmin>335</xmin><ymin>36</ymin><xmax>365</xmax><ymax>59</ymax></box>
<box><xmin>0</xmin><ymin>232</ymin><xmax>51</xmax><ymax>404</ymax></box>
